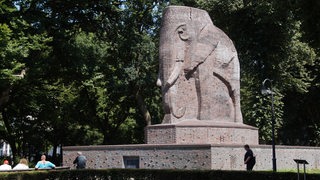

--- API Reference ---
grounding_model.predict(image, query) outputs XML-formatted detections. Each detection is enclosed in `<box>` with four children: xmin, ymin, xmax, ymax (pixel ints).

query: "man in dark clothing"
<box><xmin>73</xmin><ymin>152</ymin><xmax>87</xmax><ymax>169</ymax></box>
<box><xmin>244</xmin><ymin>144</ymin><xmax>255</xmax><ymax>171</ymax></box>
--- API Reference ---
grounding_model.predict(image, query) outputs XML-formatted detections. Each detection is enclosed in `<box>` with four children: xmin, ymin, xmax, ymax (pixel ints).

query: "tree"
<box><xmin>298</xmin><ymin>0</ymin><xmax>320</xmax><ymax>50</ymax></box>
<box><xmin>12</xmin><ymin>0</ymin><xmax>166</xmax><ymax>147</ymax></box>
<box><xmin>0</xmin><ymin>0</ymin><xmax>53</xmax><ymax>161</ymax></box>
<box><xmin>278</xmin><ymin>0</ymin><xmax>320</xmax><ymax>145</ymax></box>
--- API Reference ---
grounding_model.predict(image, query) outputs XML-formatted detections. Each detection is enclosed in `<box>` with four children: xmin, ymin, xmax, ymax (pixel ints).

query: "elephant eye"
<box><xmin>176</xmin><ymin>24</ymin><xmax>189</xmax><ymax>41</ymax></box>
<box><xmin>177</xmin><ymin>24</ymin><xmax>186</xmax><ymax>34</ymax></box>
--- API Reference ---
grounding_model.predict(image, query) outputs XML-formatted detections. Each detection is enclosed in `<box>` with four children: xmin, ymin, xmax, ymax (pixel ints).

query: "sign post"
<box><xmin>293</xmin><ymin>159</ymin><xmax>308</xmax><ymax>180</ymax></box>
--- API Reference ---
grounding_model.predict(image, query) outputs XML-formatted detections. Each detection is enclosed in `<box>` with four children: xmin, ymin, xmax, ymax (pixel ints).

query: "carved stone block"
<box><xmin>157</xmin><ymin>6</ymin><xmax>242</xmax><ymax>124</ymax></box>
<box><xmin>150</xmin><ymin>6</ymin><xmax>259</xmax><ymax>145</ymax></box>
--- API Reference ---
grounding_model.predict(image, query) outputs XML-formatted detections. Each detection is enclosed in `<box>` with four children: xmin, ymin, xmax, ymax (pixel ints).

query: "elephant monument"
<box><xmin>146</xmin><ymin>6</ymin><xmax>258</xmax><ymax>145</ymax></box>
<box><xmin>157</xmin><ymin>6</ymin><xmax>242</xmax><ymax>124</ymax></box>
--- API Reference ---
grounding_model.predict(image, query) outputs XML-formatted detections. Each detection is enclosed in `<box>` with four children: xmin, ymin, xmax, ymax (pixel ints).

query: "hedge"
<box><xmin>0</xmin><ymin>169</ymin><xmax>319</xmax><ymax>180</ymax></box>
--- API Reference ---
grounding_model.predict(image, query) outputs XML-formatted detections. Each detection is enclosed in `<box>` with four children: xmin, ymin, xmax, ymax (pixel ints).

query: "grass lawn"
<box><xmin>275</xmin><ymin>169</ymin><xmax>320</xmax><ymax>174</ymax></box>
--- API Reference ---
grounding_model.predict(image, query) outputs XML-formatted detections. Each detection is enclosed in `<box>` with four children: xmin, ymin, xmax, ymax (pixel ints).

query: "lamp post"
<box><xmin>261</xmin><ymin>78</ymin><xmax>277</xmax><ymax>172</ymax></box>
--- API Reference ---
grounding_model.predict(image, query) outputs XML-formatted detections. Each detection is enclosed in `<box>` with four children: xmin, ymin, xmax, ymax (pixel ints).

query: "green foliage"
<box><xmin>241</xmin><ymin>82</ymin><xmax>284</xmax><ymax>143</ymax></box>
<box><xmin>277</xmin><ymin>0</ymin><xmax>320</xmax><ymax>146</ymax></box>
<box><xmin>298</xmin><ymin>0</ymin><xmax>320</xmax><ymax>50</ymax></box>
<box><xmin>0</xmin><ymin>169</ymin><xmax>320</xmax><ymax>180</ymax></box>
<box><xmin>0</xmin><ymin>0</ymin><xmax>53</xmax><ymax>160</ymax></box>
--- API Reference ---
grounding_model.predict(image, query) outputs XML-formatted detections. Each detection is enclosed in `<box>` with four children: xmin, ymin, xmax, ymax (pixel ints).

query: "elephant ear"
<box><xmin>185</xmin><ymin>24</ymin><xmax>218</xmax><ymax>71</ymax></box>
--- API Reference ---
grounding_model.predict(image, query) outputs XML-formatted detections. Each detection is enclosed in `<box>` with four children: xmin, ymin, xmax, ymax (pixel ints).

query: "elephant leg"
<box><xmin>197</xmin><ymin>62</ymin><xmax>235</xmax><ymax>122</ymax></box>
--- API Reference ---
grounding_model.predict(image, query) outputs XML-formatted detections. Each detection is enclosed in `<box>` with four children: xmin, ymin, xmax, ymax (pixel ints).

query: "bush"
<box><xmin>0</xmin><ymin>169</ymin><xmax>319</xmax><ymax>180</ymax></box>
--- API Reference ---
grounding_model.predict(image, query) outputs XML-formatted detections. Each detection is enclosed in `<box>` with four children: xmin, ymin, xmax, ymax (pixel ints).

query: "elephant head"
<box><xmin>157</xmin><ymin>6</ymin><xmax>219</xmax><ymax>123</ymax></box>
<box><xmin>157</xmin><ymin>6</ymin><xmax>218</xmax><ymax>87</ymax></box>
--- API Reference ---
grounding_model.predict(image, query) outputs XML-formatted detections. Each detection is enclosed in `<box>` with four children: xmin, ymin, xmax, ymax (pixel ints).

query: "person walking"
<box><xmin>244</xmin><ymin>144</ymin><xmax>256</xmax><ymax>171</ymax></box>
<box><xmin>73</xmin><ymin>152</ymin><xmax>87</xmax><ymax>169</ymax></box>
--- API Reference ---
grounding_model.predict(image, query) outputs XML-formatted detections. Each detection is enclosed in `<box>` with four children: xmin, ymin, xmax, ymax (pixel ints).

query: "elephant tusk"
<box><xmin>165</xmin><ymin>59</ymin><xmax>184</xmax><ymax>87</ymax></box>
<box><xmin>156</xmin><ymin>78</ymin><xmax>162</xmax><ymax>87</ymax></box>
<box><xmin>167</xmin><ymin>59</ymin><xmax>186</xmax><ymax>119</ymax></box>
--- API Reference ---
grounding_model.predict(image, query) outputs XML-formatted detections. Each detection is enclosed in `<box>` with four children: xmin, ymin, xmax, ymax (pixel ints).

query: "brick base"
<box><xmin>145</xmin><ymin>120</ymin><xmax>259</xmax><ymax>145</ymax></box>
<box><xmin>63</xmin><ymin>144</ymin><xmax>320</xmax><ymax>170</ymax></box>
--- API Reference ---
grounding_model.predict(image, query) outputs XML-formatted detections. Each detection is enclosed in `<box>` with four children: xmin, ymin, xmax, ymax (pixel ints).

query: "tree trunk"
<box><xmin>1</xmin><ymin>110</ymin><xmax>18</xmax><ymax>162</ymax></box>
<box><xmin>0</xmin><ymin>88</ymin><xmax>10</xmax><ymax>108</ymax></box>
<box><xmin>52</xmin><ymin>144</ymin><xmax>58</xmax><ymax>165</ymax></box>
<box><xmin>135</xmin><ymin>91</ymin><xmax>151</xmax><ymax>125</ymax></box>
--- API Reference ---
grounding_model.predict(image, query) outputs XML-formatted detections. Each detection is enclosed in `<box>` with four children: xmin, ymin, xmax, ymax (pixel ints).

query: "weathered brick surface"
<box><xmin>145</xmin><ymin>120</ymin><xmax>259</xmax><ymax>145</ymax></box>
<box><xmin>63</xmin><ymin>144</ymin><xmax>320</xmax><ymax>170</ymax></box>
<box><xmin>157</xmin><ymin>6</ymin><xmax>243</xmax><ymax>124</ymax></box>
<box><xmin>210</xmin><ymin>145</ymin><xmax>320</xmax><ymax>170</ymax></box>
<box><xmin>63</xmin><ymin>144</ymin><xmax>211</xmax><ymax>169</ymax></box>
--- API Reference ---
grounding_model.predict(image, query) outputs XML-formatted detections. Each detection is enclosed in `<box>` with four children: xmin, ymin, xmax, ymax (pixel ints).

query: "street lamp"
<box><xmin>261</xmin><ymin>78</ymin><xmax>277</xmax><ymax>172</ymax></box>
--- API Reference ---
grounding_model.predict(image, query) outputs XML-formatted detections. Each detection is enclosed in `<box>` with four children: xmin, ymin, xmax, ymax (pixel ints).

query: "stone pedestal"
<box><xmin>145</xmin><ymin>120</ymin><xmax>259</xmax><ymax>145</ymax></box>
<box><xmin>63</xmin><ymin>144</ymin><xmax>320</xmax><ymax>170</ymax></box>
